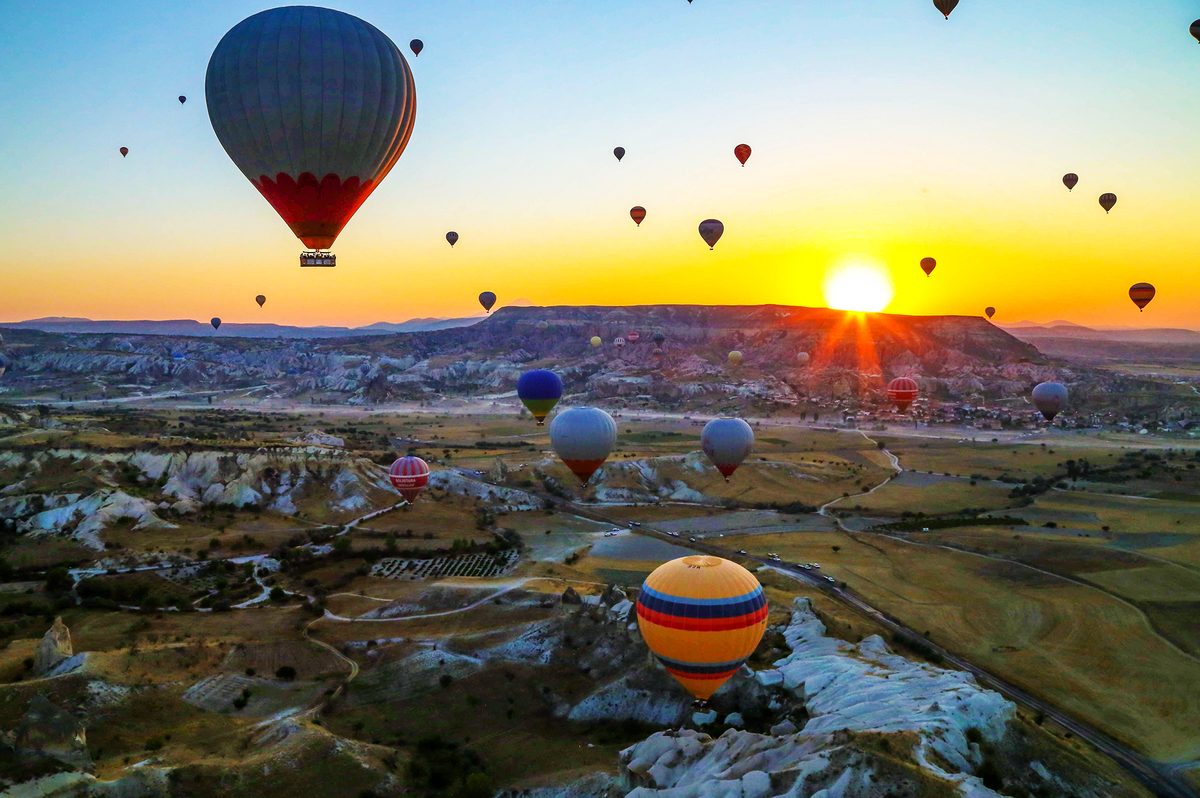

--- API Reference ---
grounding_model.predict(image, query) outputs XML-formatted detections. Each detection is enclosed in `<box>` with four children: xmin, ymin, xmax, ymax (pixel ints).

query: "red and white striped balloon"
<box><xmin>886</xmin><ymin>377</ymin><xmax>920</xmax><ymax>412</ymax></box>
<box><xmin>389</xmin><ymin>456</ymin><xmax>430</xmax><ymax>502</ymax></box>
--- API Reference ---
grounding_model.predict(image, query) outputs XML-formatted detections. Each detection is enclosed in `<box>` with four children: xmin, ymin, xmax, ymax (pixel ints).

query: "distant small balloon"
<box><xmin>1099</xmin><ymin>193</ymin><xmax>1117</xmax><ymax>213</ymax></box>
<box><xmin>796</xmin><ymin>351</ymin><xmax>810</xmax><ymax>365</ymax></box>
<box><xmin>985</xmin><ymin>306</ymin><xmax>995</xmax><ymax>319</ymax></box>
<box><xmin>652</xmin><ymin>331</ymin><xmax>666</xmax><ymax>346</ymax></box>
<box><xmin>446</xmin><ymin>231</ymin><xmax>459</xmax><ymax>247</ymax></box>
<box><xmin>628</xmin><ymin>332</ymin><xmax>640</xmax><ymax>344</ymax></box>
<box><xmin>1128</xmin><ymin>283</ymin><xmax>1155</xmax><ymax>311</ymax></box>
<box><xmin>630</xmin><ymin>206</ymin><xmax>646</xmax><ymax>227</ymax></box>
<box><xmin>933</xmin><ymin>0</ymin><xmax>958</xmax><ymax>18</ymax></box>
<box><xmin>1062</xmin><ymin>173</ymin><xmax>1078</xmax><ymax>191</ymax></box>
<box><xmin>479</xmin><ymin>291</ymin><xmax>497</xmax><ymax>313</ymax></box>
<box><xmin>360</xmin><ymin>362</ymin><xmax>371</xmax><ymax>375</ymax></box>
<box><xmin>699</xmin><ymin>219</ymin><xmax>724</xmax><ymax>250</ymax></box>
<box><xmin>614</xmin><ymin>147</ymin><xmax>625</xmax><ymax>162</ymax></box>
<box><xmin>920</xmin><ymin>257</ymin><xmax>936</xmax><ymax>276</ymax></box>
<box><xmin>887</xmin><ymin>377</ymin><xmax>919</xmax><ymax>412</ymax></box>
<box><xmin>255</xmin><ymin>295</ymin><xmax>266</xmax><ymax>307</ymax></box>
<box><xmin>178</xmin><ymin>95</ymin><xmax>187</xmax><ymax>104</ymax></box>
<box><xmin>734</xmin><ymin>144</ymin><xmax>751</xmax><ymax>166</ymax></box>
<box><xmin>119</xmin><ymin>147</ymin><xmax>129</xmax><ymax>158</ymax></box>
<box><xmin>727</xmin><ymin>350</ymin><xmax>743</xmax><ymax>366</ymax></box>
<box><xmin>535</xmin><ymin>320</ymin><xmax>550</xmax><ymax>332</ymax></box>
<box><xmin>410</xmin><ymin>39</ymin><xmax>423</xmax><ymax>56</ymax></box>
<box><xmin>590</xmin><ymin>336</ymin><xmax>602</xmax><ymax>348</ymax></box>
<box><xmin>211</xmin><ymin>318</ymin><xmax>221</xmax><ymax>330</ymax></box>
<box><xmin>615</xmin><ymin>337</ymin><xmax>626</xmax><ymax>349</ymax></box>
<box><xmin>1191</xmin><ymin>20</ymin><xmax>1200</xmax><ymax>43</ymax></box>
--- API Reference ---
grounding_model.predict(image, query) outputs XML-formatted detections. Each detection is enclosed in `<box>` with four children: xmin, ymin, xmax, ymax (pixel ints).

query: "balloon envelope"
<box><xmin>410</xmin><ymin>38</ymin><xmax>423</xmax><ymax>56</ymax></box>
<box><xmin>796</xmin><ymin>352</ymin><xmax>810</xmax><ymax>365</ymax></box>
<box><xmin>653</xmin><ymin>332</ymin><xmax>666</xmax><ymax>346</ymax></box>
<box><xmin>630</xmin><ymin>206</ymin><xmax>646</xmax><ymax>226</ymax></box>
<box><xmin>701</xmin><ymin>418</ymin><xmax>754</xmax><ymax>479</ymax></box>
<box><xmin>613</xmin><ymin>147</ymin><xmax>625</xmax><ymax>162</ymax></box>
<box><xmin>920</xmin><ymin>257</ymin><xmax>936</xmax><ymax>276</ymax></box>
<box><xmin>627</xmin><ymin>332</ymin><xmax>640</xmax><ymax>344</ymax></box>
<box><xmin>255</xmin><ymin>295</ymin><xmax>266</xmax><ymax>307</ymax></box>
<box><xmin>727</xmin><ymin>351</ymin><xmax>743</xmax><ymax>366</ymax></box>
<box><xmin>119</xmin><ymin>147</ymin><xmax>128</xmax><ymax>157</ymax></box>
<box><xmin>205</xmin><ymin>7</ymin><xmax>416</xmax><ymax>251</ymax></box>
<box><xmin>210</xmin><ymin>318</ymin><xmax>221</xmax><ymax>330</ymax></box>
<box><xmin>446</xmin><ymin>231</ymin><xmax>459</xmax><ymax>247</ymax></box>
<box><xmin>1062</xmin><ymin>173</ymin><xmax>1078</xmax><ymax>191</ymax></box>
<box><xmin>178</xmin><ymin>95</ymin><xmax>187</xmax><ymax>104</ymax></box>
<box><xmin>517</xmin><ymin>369</ymin><xmax>563</xmax><ymax>425</ymax></box>
<box><xmin>614</xmin><ymin>337</ymin><xmax>626</xmax><ymax>348</ymax></box>
<box><xmin>549</xmin><ymin>407</ymin><xmax>616</xmax><ymax>484</ymax></box>
<box><xmin>636</xmin><ymin>556</ymin><xmax>768</xmax><ymax>701</ymax></box>
<box><xmin>1032</xmin><ymin>382</ymin><xmax>1068</xmax><ymax>421</ymax></box>
<box><xmin>985</xmin><ymin>307</ymin><xmax>995</xmax><ymax>319</ymax></box>
<box><xmin>699</xmin><ymin>219</ymin><xmax>724</xmax><ymax>249</ymax></box>
<box><xmin>590</xmin><ymin>336</ymin><xmax>602</xmax><ymax>348</ymax></box>
<box><xmin>734</xmin><ymin>144</ymin><xmax>751</xmax><ymax>166</ymax></box>
<box><xmin>1129</xmin><ymin>283</ymin><xmax>1155</xmax><ymax>311</ymax></box>
<box><xmin>1099</xmin><ymin>193</ymin><xmax>1117</xmax><ymax>213</ymax></box>
<box><xmin>1191</xmin><ymin>20</ymin><xmax>1200</xmax><ymax>43</ymax></box>
<box><xmin>479</xmin><ymin>291</ymin><xmax>497</xmax><ymax>312</ymax></box>
<box><xmin>389</xmin><ymin>456</ymin><xmax>430</xmax><ymax>502</ymax></box>
<box><xmin>933</xmin><ymin>0</ymin><xmax>958</xmax><ymax>18</ymax></box>
<box><xmin>887</xmin><ymin>377</ymin><xmax>919</xmax><ymax>412</ymax></box>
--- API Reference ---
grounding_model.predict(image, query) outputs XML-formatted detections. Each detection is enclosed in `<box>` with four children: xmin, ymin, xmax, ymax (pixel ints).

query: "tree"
<box><xmin>831</xmin><ymin>545</ymin><xmax>841</xmax><ymax>553</ymax></box>
<box><xmin>45</xmin><ymin>567</ymin><xmax>72</xmax><ymax>593</ymax></box>
<box><xmin>275</xmin><ymin>665</ymin><xmax>297</xmax><ymax>680</ymax></box>
<box><xmin>269</xmin><ymin>586</ymin><xmax>286</xmax><ymax>602</ymax></box>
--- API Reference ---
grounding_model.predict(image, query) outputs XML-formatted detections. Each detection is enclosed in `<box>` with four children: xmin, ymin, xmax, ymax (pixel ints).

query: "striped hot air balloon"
<box><xmin>630</xmin><ymin>206</ymin><xmax>646</xmax><ymax>227</ymax></box>
<box><xmin>1062</xmin><ymin>173</ymin><xmax>1078</xmax><ymax>191</ymax></box>
<box><xmin>933</xmin><ymin>0</ymin><xmax>958</xmax><ymax>19</ymax></box>
<box><xmin>615</xmin><ymin>337</ymin><xmax>626</xmax><ymax>349</ymax></box>
<box><xmin>549</xmin><ymin>407</ymin><xmax>616</xmax><ymax>484</ymax></box>
<box><xmin>887</xmin><ymin>377</ymin><xmax>919</xmax><ymax>412</ymax></box>
<box><xmin>628</xmin><ymin>332</ymin><xmax>640</xmax><ymax>344</ymax></box>
<box><xmin>636</xmin><ymin>556</ymin><xmax>768</xmax><ymax>702</ymax></box>
<box><xmin>699</xmin><ymin>219</ymin><xmax>724</xmax><ymax>250</ymax></box>
<box><xmin>389</xmin><ymin>456</ymin><xmax>430</xmax><ymax>502</ymax></box>
<box><xmin>1129</xmin><ymin>283</ymin><xmax>1155</xmax><ymax>311</ymax></box>
<box><xmin>205</xmin><ymin>7</ymin><xmax>416</xmax><ymax>253</ymax></box>
<box><xmin>1099</xmin><ymin>193</ymin><xmax>1117</xmax><ymax>213</ymax></box>
<box><xmin>517</xmin><ymin>369</ymin><xmax>563</xmax><ymax>425</ymax></box>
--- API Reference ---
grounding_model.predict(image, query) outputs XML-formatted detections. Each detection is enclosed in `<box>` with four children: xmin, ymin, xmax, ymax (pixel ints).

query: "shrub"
<box><xmin>275</xmin><ymin>665</ymin><xmax>297</xmax><ymax>680</ymax></box>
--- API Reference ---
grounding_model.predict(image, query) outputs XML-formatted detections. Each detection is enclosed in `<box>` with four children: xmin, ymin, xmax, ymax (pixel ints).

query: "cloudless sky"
<box><xmin>2</xmin><ymin>0</ymin><xmax>1199</xmax><ymax>328</ymax></box>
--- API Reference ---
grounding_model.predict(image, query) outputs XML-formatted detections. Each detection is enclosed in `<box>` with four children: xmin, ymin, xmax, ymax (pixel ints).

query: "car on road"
<box><xmin>629</xmin><ymin>522</ymin><xmax>642</xmax><ymax>528</ymax></box>
<box><xmin>799</xmin><ymin>564</ymin><xmax>811</xmax><ymax>570</ymax></box>
<box><xmin>824</xmin><ymin>576</ymin><xmax>836</xmax><ymax>583</ymax></box>
<box><xmin>810</xmin><ymin>563</ymin><xmax>821</xmax><ymax>568</ymax></box>
<box><xmin>607</xmin><ymin>528</ymin><xmax>623</xmax><ymax>534</ymax></box>
<box><xmin>689</xmin><ymin>537</ymin><xmax>697</xmax><ymax>542</ymax></box>
<box><xmin>603</xmin><ymin>531</ymin><xmax>615</xmax><ymax>537</ymax></box>
<box><xmin>668</xmin><ymin>531</ymin><xmax>680</xmax><ymax>537</ymax></box>
<box><xmin>738</xmin><ymin>550</ymin><xmax>747</xmax><ymax>555</ymax></box>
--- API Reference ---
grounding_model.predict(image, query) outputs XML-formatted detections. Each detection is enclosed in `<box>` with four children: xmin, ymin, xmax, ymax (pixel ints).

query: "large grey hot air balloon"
<box><xmin>205</xmin><ymin>7</ymin><xmax>416</xmax><ymax>255</ymax></box>
<box><xmin>699</xmin><ymin>219</ymin><xmax>724</xmax><ymax>250</ymax></box>
<box><xmin>549</xmin><ymin>407</ymin><xmax>617</xmax><ymax>484</ymax></box>
<box><xmin>1031</xmin><ymin>382</ymin><xmax>1068</xmax><ymax>421</ymax></box>
<box><xmin>701</xmin><ymin>418</ymin><xmax>754</xmax><ymax>481</ymax></box>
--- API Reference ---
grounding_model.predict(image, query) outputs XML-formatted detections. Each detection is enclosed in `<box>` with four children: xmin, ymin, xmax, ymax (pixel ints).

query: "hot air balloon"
<box><xmin>119</xmin><ymin>147</ymin><xmax>128</xmax><ymax>158</ymax></box>
<box><xmin>701</xmin><ymin>418</ymin><xmax>754</xmax><ymax>480</ymax></box>
<box><xmin>1062</xmin><ymin>173</ymin><xmax>1078</xmax><ymax>191</ymax></box>
<box><xmin>653</xmin><ymin>331</ymin><xmax>666</xmax><ymax>346</ymax></box>
<box><xmin>446</xmin><ymin>231</ymin><xmax>459</xmax><ymax>247</ymax></box>
<box><xmin>518</xmin><ymin>369</ymin><xmax>563</xmax><ymax>425</ymax></box>
<box><xmin>614</xmin><ymin>147</ymin><xmax>625</xmax><ymax>162</ymax></box>
<box><xmin>920</xmin><ymin>257</ymin><xmax>936</xmax><ymax>277</ymax></box>
<box><xmin>636</xmin><ymin>556</ymin><xmax>767</xmax><ymax>702</ymax></box>
<box><xmin>630</xmin><ymin>206</ymin><xmax>646</xmax><ymax>227</ymax></box>
<box><xmin>933</xmin><ymin>0</ymin><xmax>958</xmax><ymax>18</ymax></box>
<box><xmin>734</xmin><ymin>144</ymin><xmax>751</xmax><ymax>166</ymax></box>
<box><xmin>410</xmin><ymin>38</ymin><xmax>423</xmax><ymax>56</ymax></box>
<box><xmin>205</xmin><ymin>7</ymin><xmax>416</xmax><ymax>263</ymax></box>
<box><xmin>886</xmin><ymin>377</ymin><xmax>919</xmax><ymax>412</ymax></box>
<box><xmin>549</xmin><ymin>407</ymin><xmax>616</xmax><ymax>484</ymax></box>
<box><xmin>389</xmin><ymin>456</ymin><xmax>430</xmax><ymax>502</ymax></box>
<box><xmin>727</xmin><ymin>351</ymin><xmax>743</xmax><ymax>366</ymax></box>
<box><xmin>535</xmin><ymin>320</ymin><xmax>550</xmax><ymax>332</ymax></box>
<box><xmin>1031</xmin><ymin>382</ymin><xmax>1068</xmax><ymax>421</ymax></box>
<box><xmin>590</xmin><ymin>336</ymin><xmax>602</xmax><ymax>348</ymax></box>
<box><xmin>1099</xmin><ymin>193</ymin><xmax>1117</xmax><ymax>213</ymax></box>
<box><xmin>178</xmin><ymin>96</ymin><xmax>187</xmax><ymax>105</ymax></box>
<box><xmin>985</xmin><ymin>307</ymin><xmax>995</xmax><ymax>319</ymax></box>
<box><xmin>796</xmin><ymin>352</ymin><xmax>810</xmax><ymax>365</ymax></box>
<box><xmin>255</xmin><ymin>295</ymin><xmax>266</xmax><ymax>308</ymax></box>
<box><xmin>359</xmin><ymin>362</ymin><xmax>371</xmax><ymax>376</ymax></box>
<box><xmin>652</xmin><ymin>347</ymin><xmax>664</xmax><ymax>357</ymax></box>
<box><xmin>1129</xmin><ymin>283</ymin><xmax>1155</xmax><ymax>311</ymax></box>
<box><xmin>1191</xmin><ymin>20</ymin><xmax>1200</xmax><ymax>43</ymax></box>
<box><xmin>628</xmin><ymin>332</ymin><xmax>640</xmax><ymax>345</ymax></box>
<box><xmin>211</xmin><ymin>318</ymin><xmax>222</xmax><ymax>331</ymax></box>
<box><xmin>699</xmin><ymin>219</ymin><xmax>724</xmax><ymax>250</ymax></box>
<box><xmin>615</xmin><ymin>337</ymin><xmax>626</xmax><ymax>350</ymax></box>
<box><xmin>479</xmin><ymin>291</ymin><xmax>497</xmax><ymax>313</ymax></box>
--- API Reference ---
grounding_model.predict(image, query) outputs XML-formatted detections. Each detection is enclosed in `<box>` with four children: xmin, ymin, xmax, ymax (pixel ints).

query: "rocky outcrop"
<box><xmin>11</xmin><ymin>695</ymin><xmax>91</xmax><ymax>771</ymax></box>
<box><xmin>34</xmin><ymin>617</ymin><xmax>73</xmax><ymax>676</ymax></box>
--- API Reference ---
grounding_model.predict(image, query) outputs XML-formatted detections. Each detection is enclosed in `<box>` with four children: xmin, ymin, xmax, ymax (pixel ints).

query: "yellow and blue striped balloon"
<box><xmin>636</xmin><ymin>556</ymin><xmax>767</xmax><ymax>701</ymax></box>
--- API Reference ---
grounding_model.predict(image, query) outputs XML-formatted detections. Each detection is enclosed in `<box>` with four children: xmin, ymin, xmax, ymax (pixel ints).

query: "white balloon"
<box><xmin>549</xmin><ymin>407</ymin><xmax>617</xmax><ymax>483</ymax></box>
<box><xmin>1031</xmin><ymin>382</ymin><xmax>1068</xmax><ymax>421</ymax></box>
<box><xmin>701</xmin><ymin>418</ymin><xmax>754</xmax><ymax>479</ymax></box>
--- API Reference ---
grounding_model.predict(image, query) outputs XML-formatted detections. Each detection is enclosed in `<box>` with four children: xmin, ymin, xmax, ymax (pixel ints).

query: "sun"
<box><xmin>822</xmin><ymin>260</ymin><xmax>894</xmax><ymax>312</ymax></box>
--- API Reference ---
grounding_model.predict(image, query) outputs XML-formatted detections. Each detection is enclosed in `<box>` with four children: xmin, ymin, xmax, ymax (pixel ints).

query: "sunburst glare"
<box><xmin>822</xmin><ymin>260</ymin><xmax>894</xmax><ymax>312</ymax></box>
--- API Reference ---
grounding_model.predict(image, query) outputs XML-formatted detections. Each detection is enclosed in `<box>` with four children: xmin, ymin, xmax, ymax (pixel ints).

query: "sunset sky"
<box><xmin>3</xmin><ymin>0</ymin><xmax>1199</xmax><ymax>328</ymax></box>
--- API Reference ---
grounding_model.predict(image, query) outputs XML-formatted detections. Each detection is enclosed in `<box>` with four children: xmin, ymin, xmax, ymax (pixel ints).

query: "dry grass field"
<box><xmin>722</xmin><ymin>529</ymin><xmax>1200</xmax><ymax>762</ymax></box>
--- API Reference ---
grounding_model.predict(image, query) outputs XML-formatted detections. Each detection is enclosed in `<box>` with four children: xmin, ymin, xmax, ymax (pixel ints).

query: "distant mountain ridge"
<box><xmin>0</xmin><ymin>315</ymin><xmax>483</xmax><ymax>339</ymax></box>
